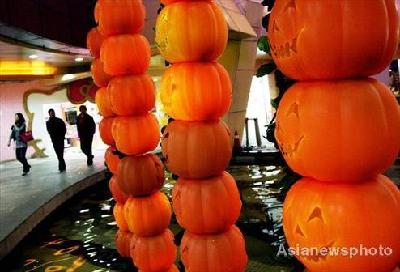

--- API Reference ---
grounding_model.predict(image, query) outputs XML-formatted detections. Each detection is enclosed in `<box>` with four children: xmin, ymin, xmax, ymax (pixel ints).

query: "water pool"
<box><xmin>1</xmin><ymin>165</ymin><xmax>302</xmax><ymax>272</ymax></box>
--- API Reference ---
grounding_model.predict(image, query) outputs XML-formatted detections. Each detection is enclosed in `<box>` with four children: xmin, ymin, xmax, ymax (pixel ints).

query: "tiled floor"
<box><xmin>0</xmin><ymin>149</ymin><xmax>106</xmax><ymax>243</ymax></box>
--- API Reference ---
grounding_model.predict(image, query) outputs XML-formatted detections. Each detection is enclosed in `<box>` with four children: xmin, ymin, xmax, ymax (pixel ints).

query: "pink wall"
<box><xmin>0</xmin><ymin>81</ymin><xmax>53</xmax><ymax>161</ymax></box>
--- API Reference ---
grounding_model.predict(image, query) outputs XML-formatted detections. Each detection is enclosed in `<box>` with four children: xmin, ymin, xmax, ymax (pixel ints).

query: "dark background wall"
<box><xmin>0</xmin><ymin>0</ymin><xmax>97</xmax><ymax>48</ymax></box>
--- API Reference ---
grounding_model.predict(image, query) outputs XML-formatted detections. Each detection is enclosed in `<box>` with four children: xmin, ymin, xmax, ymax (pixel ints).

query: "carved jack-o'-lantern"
<box><xmin>284</xmin><ymin>175</ymin><xmax>400</xmax><ymax>272</ymax></box>
<box><xmin>275</xmin><ymin>79</ymin><xmax>400</xmax><ymax>182</ymax></box>
<box><xmin>268</xmin><ymin>0</ymin><xmax>399</xmax><ymax>80</ymax></box>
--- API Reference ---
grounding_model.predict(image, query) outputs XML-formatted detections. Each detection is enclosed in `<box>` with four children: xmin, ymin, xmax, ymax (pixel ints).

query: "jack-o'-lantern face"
<box><xmin>268</xmin><ymin>0</ymin><xmax>399</xmax><ymax>80</ymax></box>
<box><xmin>289</xmin><ymin>206</ymin><xmax>335</xmax><ymax>263</ymax></box>
<box><xmin>283</xmin><ymin>175</ymin><xmax>400</xmax><ymax>272</ymax></box>
<box><xmin>275</xmin><ymin>79</ymin><xmax>400</xmax><ymax>182</ymax></box>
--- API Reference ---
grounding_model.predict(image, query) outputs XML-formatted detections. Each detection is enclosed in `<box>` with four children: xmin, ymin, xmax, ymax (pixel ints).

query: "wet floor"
<box><xmin>1</xmin><ymin>165</ymin><xmax>302</xmax><ymax>272</ymax></box>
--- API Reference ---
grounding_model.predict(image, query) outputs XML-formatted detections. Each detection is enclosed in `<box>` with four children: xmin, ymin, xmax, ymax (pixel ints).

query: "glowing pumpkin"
<box><xmin>116</xmin><ymin>230</ymin><xmax>133</xmax><ymax>258</ymax></box>
<box><xmin>161</xmin><ymin>120</ymin><xmax>232</xmax><ymax>179</ymax></box>
<box><xmin>95</xmin><ymin>87</ymin><xmax>114</xmax><ymax>117</ymax></box>
<box><xmin>91</xmin><ymin>58</ymin><xmax>112</xmax><ymax>88</ymax></box>
<box><xmin>181</xmin><ymin>225</ymin><xmax>248</xmax><ymax>272</ymax></box>
<box><xmin>155</xmin><ymin>1</ymin><xmax>227</xmax><ymax>63</ymax></box>
<box><xmin>109</xmin><ymin>176</ymin><xmax>128</xmax><ymax>204</ymax></box>
<box><xmin>160</xmin><ymin>62</ymin><xmax>231</xmax><ymax>121</ymax></box>
<box><xmin>275</xmin><ymin>79</ymin><xmax>400</xmax><ymax>182</ymax></box>
<box><xmin>101</xmin><ymin>34</ymin><xmax>151</xmax><ymax>76</ymax></box>
<box><xmin>113</xmin><ymin>203</ymin><xmax>129</xmax><ymax>232</ymax></box>
<box><xmin>112</xmin><ymin>114</ymin><xmax>160</xmax><ymax>155</ymax></box>
<box><xmin>104</xmin><ymin>146</ymin><xmax>121</xmax><ymax>175</ymax></box>
<box><xmin>87</xmin><ymin>27</ymin><xmax>104</xmax><ymax>58</ymax></box>
<box><xmin>99</xmin><ymin>117</ymin><xmax>115</xmax><ymax>146</ymax></box>
<box><xmin>283</xmin><ymin>175</ymin><xmax>400</xmax><ymax>272</ymax></box>
<box><xmin>173</xmin><ymin>172</ymin><xmax>241</xmax><ymax>234</ymax></box>
<box><xmin>108</xmin><ymin>74</ymin><xmax>155</xmax><ymax>116</ymax></box>
<box><xmin>117</xmin><ymin>154</ymin><xmax>164</xmax><ymax>197</ymax></box>
<box><xmin>97</xmin><ymin>0</ymin><xmax>145</xmax><ymax>37</ymax></box>
<box><xmin>268</xmin><ymin>0</ymin><xmax>399</xmax><ymax>80</ymax></box>
<box><xmin>130</xmin><ymin>229</ymin><xmax>177</xmax><ymax>272</ymax></box>
<box><xmin>124</xmin><ymin>192</ymin><xmax>172</xmax><ymax>237</ymax></box>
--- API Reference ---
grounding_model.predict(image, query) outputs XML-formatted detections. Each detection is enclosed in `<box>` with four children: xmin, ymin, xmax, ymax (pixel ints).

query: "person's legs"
<box><xmin>17</xmin><ymin>147</ymin><xmax>30</xmax><ymax>174</ymax></box>
<box><xmin>15</xmin><ymin>148</ymin><xmax>23</xmax><ymax>164</ymax></box>
<box><xmin>86</xmin><ymin>135</ymin><xmax>94</xmax><ymax>165</ymax></box>
<box><xmin>80</xmin><ymin>138</ymin><xmax>88</xmax><ymax>156</ymax></box>
<box><xmin>53</xmin><ymin>140</ymin><xmax>66</xmax><ymax>171</ymax></box>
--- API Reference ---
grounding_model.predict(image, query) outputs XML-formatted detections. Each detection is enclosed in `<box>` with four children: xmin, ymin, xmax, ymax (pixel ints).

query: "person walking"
<box><xmin>7</xmin><ymin>113</ymin><xmax>31</xmax><ymax>176</ymax></box>
<box><xmin>46</xmin><ymin>109</ymin><xmax>67</xmax><ymax>172</ymax></box>
<box><xmin>77</xmin><ymin>105</ymin><xmax>96</xmax><ymax>166</ymax></box>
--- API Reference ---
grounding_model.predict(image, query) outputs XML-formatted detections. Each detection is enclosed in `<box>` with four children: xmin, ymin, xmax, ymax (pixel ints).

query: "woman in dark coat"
<box><xmin>7</xmin><ymin>113</ymin><xmax>31</xmax><ymax>176</ymax></box>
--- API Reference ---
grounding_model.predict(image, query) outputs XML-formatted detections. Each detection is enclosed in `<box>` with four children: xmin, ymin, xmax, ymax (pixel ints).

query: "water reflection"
<box><xmin>2</xmin><ymin>165</ymin><xmax>301</xmax><ymax>272</ymax></box>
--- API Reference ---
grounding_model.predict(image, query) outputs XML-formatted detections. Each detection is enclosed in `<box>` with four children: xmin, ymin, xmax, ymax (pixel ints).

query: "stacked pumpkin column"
<box><xmin>90</xmin><ymin>1</ymin><xmax>178</xmax><ymax>271</ymax></box>
<box><xmin>155</xmin><ymin>1</ymin><xmax>248</xmax><ymax>271</ymax></box>
<box><xmin>268</xmin><ymin>1</ymin><xmax>400</xmax><ymax>272</ymax></box>
<box><xmin>88</xmin><ymin>3</ymin><xmax>131</xmax><ymax>259</ymax></box>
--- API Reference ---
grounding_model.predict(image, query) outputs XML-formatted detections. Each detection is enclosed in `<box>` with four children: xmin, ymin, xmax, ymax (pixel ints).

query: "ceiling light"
<box><xmin>75</xmin><ymin>57</ymin><xmax>84</xmax><ymax>62</ymax></box>
<box><xmin>29</xmin><ymin>54</ymin><xmax>38</xmax><ymax>59</ymax></box>
<box><xmin>62</xmin><ymin>74</ymin><xmax>75</xmax><ymax>81</ymax></box>
<box><xmin>0</xmin><ymin>60</ymin><xmax>56</xmax><ymax>75</ymax></box>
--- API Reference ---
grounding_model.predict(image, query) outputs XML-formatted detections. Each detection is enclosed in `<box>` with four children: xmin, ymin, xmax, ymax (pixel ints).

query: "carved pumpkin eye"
<box><xmin>308</xmin><ymin>207</ymin><xmax>324</xmax><ymax>222</ymax></box>
<box><xmin>296</xmin><ymin>225</ymin><xmax>305</xmax><ymax>237</ymax></box>
<box><xmin>286</xmin><ymin>102</ymin><xmax>299</xmax><ymax>118</ymax></box>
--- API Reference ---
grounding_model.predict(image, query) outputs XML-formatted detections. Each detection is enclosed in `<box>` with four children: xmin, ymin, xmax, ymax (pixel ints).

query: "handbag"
<box><xmin>20</xmin><ymin>131</ymin><xmax>33</xmax><ymax>143</ymax></box>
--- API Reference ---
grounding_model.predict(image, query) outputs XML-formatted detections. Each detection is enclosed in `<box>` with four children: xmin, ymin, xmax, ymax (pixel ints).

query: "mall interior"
<box><xmin>0</xmin><ymin>0</ymin><xmax>399</xmax><ymax>271</ymax></box>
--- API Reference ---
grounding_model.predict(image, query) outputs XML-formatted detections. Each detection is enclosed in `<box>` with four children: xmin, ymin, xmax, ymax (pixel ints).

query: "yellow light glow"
<box><xmin>0</xmin><ymin>60</ymin><xmax>57</xmax><ymax>75</ymax></box>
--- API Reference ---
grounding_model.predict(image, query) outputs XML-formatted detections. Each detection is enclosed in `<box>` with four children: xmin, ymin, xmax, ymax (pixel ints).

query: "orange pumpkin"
<box><xmin>160</xmin><ymin>62</ymin><xmax>231</xmax><ymax>121</ymax></box>
<box><xmin>268</xmin><ymin>0</ymin><xmax>399</xmax><ymax>80</ymax></box>
<box><xmin>87</xmin><ymin>27</ymin><xmax>104</xmax><ymax>58</ymax></box>
<box><xmin>161</xmin><ymin>0</ymin><xmax>211</xmax><ymax>5</ymax></box>
<box><xmin>113</xmin><ymin>203</ymin><xmax>129</xmax><ymax>231</ymax></box>
<box><xmin>109</xmin><ymin>176</ymin><xmax>128</xmax><ymax>204</ymax></box>
<box><xmin>275</xmin><ymin>79</ymin><xmax>400</xmax><ymax>182</ymax></box>
<box><xmin>124</xmin><ymin>192</ymin><xmax>172</xmax><ymax>237</ymax></box>
<box><xmin>155</xmin><ymin>1</ymin><xmax>227</xmax><ymax>63</ymax></box>
<box><xmin>283</xmin><ymin>175</ymin><xmax>400</xmax><ymax>272</ymax></box>
<box><xmin>161</xmin><ymin>120</ymin><xmax>232</xmax><ymax>179</ymax></box>
<box><xmin>104</xmin><ymin>146</ymin><xmax>121</xmax><ymax>175</ymax></box>
<box><xmin>91</xmin><ymin>58</ymin><xmax>112</xmax><ymax>88</ymax></box>
<box><xmin>99</xmin><ymin>117</ymin><xmax>115</xmax><ymax>146</ymax></box>
<box><xmin>130</xmin><ymin>229</ymin><xmax>177</xmax><ymax>272</ymax></box>
<box><xmin>94</xmin><ymin>1</ymin><xmax>100</xmax><ymax>23</ymax></box>
<box><xmin>181</xmin><ymin>225</ymin><xmax>248</xmax><ymax>272</ymax></box>
<box><xmin>109</xmin><ymin>74</ymin><xmax>155</xmax><ymax>116</ymax></box>
<box><xmin>97</xmin><ymin>0</ymin><xmax>145</xmax><ymax>37</ymax></box>
<box><xmin>116</xmin><ymin>230</ymin><xmax>133</xmax><ymax>258</ymax></box>
<box><xmin>173</xmin><ymin>172</ymin><xmax>241</xmax><ymax>234</ymax></box>
<box><xmin>112</xmin><ymin>114</ymin><xmax>160</xmax><ymax>156</ymax></box>
<box><xmin>117</xmin><ymin>154</ymin><xmax>164</xmax><ymax>197</ymax></box>
<box><xmin>101</xmin><ymin>34</ymin><xmax>151</xmax><ymax>76</ymax></box>
<box><xmin>95</xmin><ymin>87</ymin><xmax>114</xmax><ymax>117</ymax></box>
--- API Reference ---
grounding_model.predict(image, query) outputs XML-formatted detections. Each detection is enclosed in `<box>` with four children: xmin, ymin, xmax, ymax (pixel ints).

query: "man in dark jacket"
<box><xmin>77</xmin><ymin>105</ymin><xmax>96</xmax><ymax>166</ymax></box>
<box><xmin>46</xmin><ymin>109</ymin><xmax>67</xmax><ymax>172</ymax></box>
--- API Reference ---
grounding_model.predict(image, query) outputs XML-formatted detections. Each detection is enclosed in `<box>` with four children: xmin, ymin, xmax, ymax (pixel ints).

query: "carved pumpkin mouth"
<box><xmin>304</xmin><ymin>241</ymin><xmax>336</xmax><ymax>263</ymax></box>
